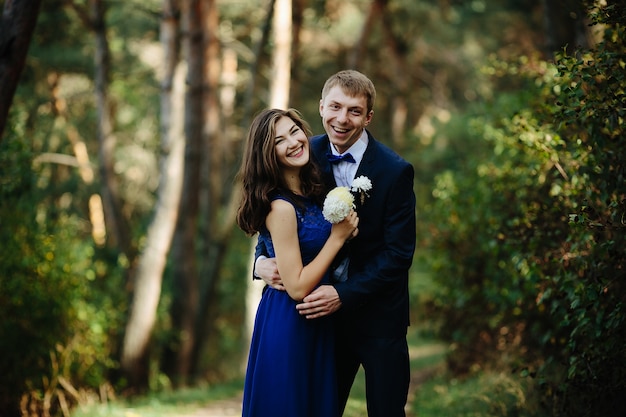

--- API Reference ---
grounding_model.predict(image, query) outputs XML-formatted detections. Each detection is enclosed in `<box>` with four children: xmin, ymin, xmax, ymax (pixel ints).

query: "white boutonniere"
<box><xmin>351</xmin><ymin>175</ymin><xmax>372</xmax><ymax>204</ymax></box>
<box><xmin>322</xmin><ymin>176</ymin><xmax>372</xmax><ymax>223</ymax></box>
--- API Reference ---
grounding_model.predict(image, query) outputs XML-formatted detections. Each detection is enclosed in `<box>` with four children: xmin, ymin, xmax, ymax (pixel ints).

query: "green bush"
<box><xmin>0</xmin><ymin>129</ymin><xmax>125</xmax><ymax>415</ymax></box>
<box><xmin>0</xmin><ymin>134</ymin><xmax>72</xmax><ymax>414</ymax></box>
<box><xmin>424</xmin><ymin>3</ymin><xmax>626</xmax><ymax>416</ymax></box>
<box><xmin>538</xmin><ymin>6</ymin><xmax>626</xmax><ymax>414</ymax></box>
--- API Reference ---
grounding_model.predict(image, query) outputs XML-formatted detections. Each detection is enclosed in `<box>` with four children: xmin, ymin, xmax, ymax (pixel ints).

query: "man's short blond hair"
<box><xmin>321</xmin><ymin>70</ymin><xmax>376</xmax><ymax>113</ymax></box>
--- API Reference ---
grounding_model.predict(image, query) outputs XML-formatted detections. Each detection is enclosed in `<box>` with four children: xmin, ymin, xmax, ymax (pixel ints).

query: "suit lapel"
<box><xmin>355</xmin><ymin>131</ymin><xmax>377</xmax><ymax>179</ymax></box>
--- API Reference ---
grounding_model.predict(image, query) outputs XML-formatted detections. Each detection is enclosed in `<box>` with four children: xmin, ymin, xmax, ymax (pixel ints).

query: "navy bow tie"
<box><xmin>326</xmin><ymin>152</ymin><xmax>356</xmax><ymax>164</ymax></box>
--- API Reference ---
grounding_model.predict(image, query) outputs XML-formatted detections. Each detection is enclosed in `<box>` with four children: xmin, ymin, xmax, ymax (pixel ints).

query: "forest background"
<box><xmin>0</xmin><ymin>0</ymin><xmax>624</xmax><ymax>416</ymax></box>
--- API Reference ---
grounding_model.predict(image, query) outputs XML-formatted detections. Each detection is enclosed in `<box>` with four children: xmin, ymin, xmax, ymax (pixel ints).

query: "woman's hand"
<box><xmin>331</xmin><ymin>209</ymin><xmax>359</xmax><ymax>242</ymax></box>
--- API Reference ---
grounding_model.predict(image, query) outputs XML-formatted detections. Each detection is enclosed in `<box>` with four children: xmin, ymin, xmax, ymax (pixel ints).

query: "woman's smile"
<box><xmin>287</xmin><ymin>146</ymin><xmax>305</xmax><ymax>158</ymax></box>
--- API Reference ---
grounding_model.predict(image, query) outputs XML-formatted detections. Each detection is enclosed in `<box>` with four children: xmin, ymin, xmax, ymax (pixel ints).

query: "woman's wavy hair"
<box><xmin>236</xmin><ymin>108</ymin><xmax>325</xmax><ymax>235</ymax></box>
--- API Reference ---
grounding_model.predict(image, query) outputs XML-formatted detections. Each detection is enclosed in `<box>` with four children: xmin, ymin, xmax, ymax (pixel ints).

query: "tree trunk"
<box><xmin>66</xmin><ymin>0</ymin><xmax>135</xmax><ymax>259</ymax></box>
<box><xmin>269</xmin><ymin>0</ymin><xmax>291</xmax><ymax>109</ymax></box>
<box><xmin>190</xmin><ymin>0</ymin><xmax>222</xmax><ymax>376</ymax></box>
<box><xmin>120</xmin><ymin>0</ymin><xmax>184</xmax><ymax>390</ymax></box>
<box><xmin>165</xmin><ymin>0</ymin><xmax>204</xmax><ymax>386</ymax></box>
<box><xmin>541</xmin><ymin>0</ymin><xmax>591</xmax><ymax>57</ymax></box>
<box><xmin>346</xmin><ymin>0</ymin><xmax>382</xmax><ymax>69</ymax></box>
<box><xmin>89</xmin><ymin>0</ymin><xmax>134</xmax><ymax>260</ymax></box>
<box><xmin>380</xmin><ymin>0</ymin><xmax>410</xmax><ymax>148</ymax></box>
<box><xmin>290</xmin><ymin>0</ymin><xmax>304</xmax><ymax>106</ymax></box>
<box><xmin>0</xmin><ymin>0</ymin><xmax>43</xmax><ymax>141</ymax></box>
<box><xmin>241</xmin><ymin>0</ymin><xmax>274</xmax><ymax>125</ymax></box>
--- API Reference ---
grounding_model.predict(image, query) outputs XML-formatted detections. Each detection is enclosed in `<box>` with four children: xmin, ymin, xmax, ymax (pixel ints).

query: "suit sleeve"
<box><xmin>252</xmin><ymin>234</ymin><xmax>268</xmax><ymax>280</ymax></box>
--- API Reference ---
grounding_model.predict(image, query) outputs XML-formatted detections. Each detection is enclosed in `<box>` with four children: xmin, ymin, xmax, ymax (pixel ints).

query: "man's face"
<box><xmin>319</xmin><ymin>86</ymin><xmax>373</xmax><ymax>154</ymax></box>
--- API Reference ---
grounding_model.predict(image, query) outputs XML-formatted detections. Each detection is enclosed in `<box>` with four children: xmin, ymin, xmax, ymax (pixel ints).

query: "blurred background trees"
<box><xmin>0</xmin><ymin>0</ymin><xmax>624</xmax><ymax>416</ymax></box>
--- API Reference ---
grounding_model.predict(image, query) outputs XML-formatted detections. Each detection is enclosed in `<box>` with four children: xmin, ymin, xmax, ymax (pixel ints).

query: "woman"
<box><xmin>236</xmin><ymin>108</ymin><xmax>358</xmax><ymax>417</ymax></box>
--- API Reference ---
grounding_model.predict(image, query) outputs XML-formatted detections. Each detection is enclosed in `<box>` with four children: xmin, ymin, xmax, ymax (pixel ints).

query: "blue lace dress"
<box><xmin>242</xmin><ymin>195</ymin><xmax>338</xmax><ymax>417</ymax></box>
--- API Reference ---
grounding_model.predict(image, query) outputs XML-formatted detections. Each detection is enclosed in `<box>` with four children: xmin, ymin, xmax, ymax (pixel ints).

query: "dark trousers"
<box><xmin>335</xmin><ymin>330</ymin><xmax>410</xmax><ymax>417</ymax></box>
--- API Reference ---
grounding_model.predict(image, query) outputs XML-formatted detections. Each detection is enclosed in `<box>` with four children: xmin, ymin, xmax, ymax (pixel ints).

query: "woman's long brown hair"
<box><xmin>236</xmin><ymin>108</ymin><xmax>325</xmax><ymax>235</ymax></box>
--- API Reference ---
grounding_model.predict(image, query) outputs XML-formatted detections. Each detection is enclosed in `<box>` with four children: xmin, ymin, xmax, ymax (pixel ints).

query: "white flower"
<box><xmin>322</xmin><ymin>177</ymin><xmax>373</xmax><ymax>223</ymax></box>
<box><xmin>323</xmin><ymin>186</ymin><xmax>355</xmax><ymax>223</ymax></box>
<box><xmin>351</xmin><ymin>176</ymin><xmax>372</xmax><ymax>193</ymax></box>
<box><xmin>351</xmin><ymin>176</ymin><xmax>372</xmax><ymax>204</ymax></box>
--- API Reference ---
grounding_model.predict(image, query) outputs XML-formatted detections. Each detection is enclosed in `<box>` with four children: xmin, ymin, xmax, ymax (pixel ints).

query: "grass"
<box><xmin>71</xmin><ymin>329</ymin><xmax>542</xmax><ymax>417</ymax></box>
<box><xmin>413</xmin><ymin>369</ymin><xmax>543</xmax><ymax>417</ymax></box>
<box><xmin>71</xmin><ymin>330</ymin><xmax>447</xmax><ymax>417</ymax></box>
<box><xmin>70</xmin><ymin>380</ymin><xmax>243</xmax><ymax>417</ymax></box>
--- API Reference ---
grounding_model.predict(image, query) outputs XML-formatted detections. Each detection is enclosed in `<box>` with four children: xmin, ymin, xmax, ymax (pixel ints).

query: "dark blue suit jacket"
<box><xmin>310</xmin><ymin>131</ymin><xmax>416</xmax><ymax>338</ymax></box>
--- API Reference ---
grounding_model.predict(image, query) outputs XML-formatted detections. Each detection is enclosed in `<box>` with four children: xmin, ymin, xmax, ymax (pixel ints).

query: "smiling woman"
<box><xmin>235</xmin><ymin>108</ymin><xmax>359</xmax><ymax>417</ymax></box>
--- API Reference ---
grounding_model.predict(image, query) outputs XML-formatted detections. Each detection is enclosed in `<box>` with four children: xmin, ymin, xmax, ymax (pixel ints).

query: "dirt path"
<box><xmin>186</xmin><ymin>368</ymin><xmax>440</xmax><ymax>417</ymax></box>
<box><xmin>187</xmin><ymin>344</ymin><xmax>445</xmax><ymax>417</ymax></box>
<box><xmin>177</xmin><ymin>396</ymin><xmax>242</xmax><ymax>417</ymax></box>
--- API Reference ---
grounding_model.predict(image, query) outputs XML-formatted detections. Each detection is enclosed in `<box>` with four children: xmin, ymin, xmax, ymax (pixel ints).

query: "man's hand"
<box><xmin>255</xmin><ymin>257</ymin><xmax>285</xmax><ymax>291</ymax></box>
<box><xmin>296</xmin><ymin>285</ymin><xmax>341</xmax><ymax>318</ymax></box>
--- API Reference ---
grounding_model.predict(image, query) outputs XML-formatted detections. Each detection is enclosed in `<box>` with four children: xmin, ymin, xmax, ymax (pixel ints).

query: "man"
<box><xmin>255</xmin><ymin>69</ymin><xmax>416</xmax><ymax>417</ymax></box>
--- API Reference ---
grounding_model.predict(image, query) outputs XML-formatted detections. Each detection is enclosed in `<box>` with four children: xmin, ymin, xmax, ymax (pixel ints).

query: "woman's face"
<box><xmin>274</xmin><ymin>116</ymin><xmax>310</xmax><ymax>170</ymax></box>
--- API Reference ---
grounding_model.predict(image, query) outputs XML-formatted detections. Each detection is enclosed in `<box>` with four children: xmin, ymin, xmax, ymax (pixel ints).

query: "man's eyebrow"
<box><xmin>328</xmin><ymin>99</ymin><xmax>363</xmax><ymax>110</ymax></box>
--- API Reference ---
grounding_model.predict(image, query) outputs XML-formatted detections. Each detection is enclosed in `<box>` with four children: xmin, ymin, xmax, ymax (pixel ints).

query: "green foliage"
<box><xmin>414</xmin><ymin>369</ymin><xmax>543</xmax><ymax>417</ymax></box>
<box><xmin>540</xmin><ymin>12</ymin><xmax>626</xmax><ymax>415</ymax></box>
<box><xmin>423</xmin><ymin>3</ymin><xmax>626</xmax><ymax>416</ymax></box>
<box><xmin>0</xmin><ymin>122</ymin><xmax>126</xmax><ymax>415</ymax></box>
<box><xmin>0</xmin><ymin>133</ymin><xmax>76</xmax><ymax>413</ymax></box>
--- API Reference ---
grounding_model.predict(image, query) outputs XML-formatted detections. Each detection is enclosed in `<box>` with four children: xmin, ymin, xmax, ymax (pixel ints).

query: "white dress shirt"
<box><xmin>329</xmin><ymin>130</ymin><xmax>369</xmax><ymax>187</ymax></box>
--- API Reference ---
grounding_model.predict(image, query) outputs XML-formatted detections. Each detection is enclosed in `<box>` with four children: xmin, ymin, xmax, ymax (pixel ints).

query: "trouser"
<box><xmin>335</xmin><ymin>330</ymin><xmax>410</xmax><ymax>417</ymax></box>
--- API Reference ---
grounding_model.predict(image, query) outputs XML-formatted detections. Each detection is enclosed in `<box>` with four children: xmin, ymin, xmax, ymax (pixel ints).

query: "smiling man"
<box><xmin>319</xmin><ymin>77</ymin><xmax>373</xmax><ymax>154</ymax></box>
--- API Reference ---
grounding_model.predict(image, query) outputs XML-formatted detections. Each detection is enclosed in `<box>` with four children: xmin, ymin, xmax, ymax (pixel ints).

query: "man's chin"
<box><xmin>328</xmin><ymin>135</ymin><xmax>349</xmax><ymax>147</ymax></box>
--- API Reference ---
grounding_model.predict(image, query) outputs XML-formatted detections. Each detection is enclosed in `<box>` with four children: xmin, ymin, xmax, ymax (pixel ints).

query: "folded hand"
<box><xmin>296</xmin><ymin>285</ymin><xmax>341</xmax><ymax>318</ymax></box>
